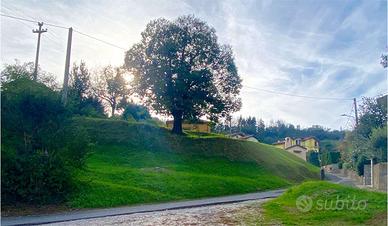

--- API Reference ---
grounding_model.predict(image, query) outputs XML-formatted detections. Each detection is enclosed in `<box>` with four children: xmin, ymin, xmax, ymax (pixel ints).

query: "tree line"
<box><xmin>214</xmin><ymin>116</ymin><xmax>345</xmax><ymax>145</ymax></box>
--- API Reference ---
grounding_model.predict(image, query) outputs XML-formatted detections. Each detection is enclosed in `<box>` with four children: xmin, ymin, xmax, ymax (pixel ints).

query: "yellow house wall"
<box><xmin>302</xmin><ymin>139</ymin><xmax>319</xmax><ymax>151</ymax></box>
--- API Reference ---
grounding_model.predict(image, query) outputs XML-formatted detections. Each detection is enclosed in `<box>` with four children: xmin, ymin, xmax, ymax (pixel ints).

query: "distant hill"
<box><xmin>69</xmin><ymin>117</ymin><xmax>319</xmax><ymax>208</ymax></box>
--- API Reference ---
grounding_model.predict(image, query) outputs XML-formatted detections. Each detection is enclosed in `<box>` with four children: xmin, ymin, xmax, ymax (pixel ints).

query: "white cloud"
<box><xmin>1</xmin><ymin>0</ymin><xmax>386</xmax><ymax>129</ymax></box>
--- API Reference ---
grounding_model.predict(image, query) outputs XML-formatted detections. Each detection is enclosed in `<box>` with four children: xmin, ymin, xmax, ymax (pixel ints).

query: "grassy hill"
<box><xmin>262</xmin><ymin>181</ymin><xmax>387</xmax><ymax>225</ymax></box>
<box><xmin>69</xmin><ymin>117</ymin><xmax>319</xmax><ymax>208</ymax></box>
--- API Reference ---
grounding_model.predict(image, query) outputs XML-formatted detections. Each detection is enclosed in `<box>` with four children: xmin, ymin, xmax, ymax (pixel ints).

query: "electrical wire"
<box><xmin>243</xmin><ymin>85</ymin><xmax>354</xmax><ymax>101</ymax></box>
<box><xmin>1</xmin><ymin>13</ymin><xmax>126</xmax><ymax>50</ymax></box>
<box><xmin>0</xmin><ymin>13</ymin><xmax>68</xmax><ymax>29</ymax></box>
<box><xmin>73</xmin><ymin>29</ymin><xmax>126</xmax><ymax>50</ymax></box>
<box><xmin>1</xmin><ymin>13</ymin><xmax>384</xmax><ymax>102</ymax></box>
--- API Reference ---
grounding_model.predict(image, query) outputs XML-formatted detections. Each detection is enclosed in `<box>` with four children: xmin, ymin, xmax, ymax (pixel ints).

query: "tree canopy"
<box><xmin>125</xmin><ymin>15</ymin><xmax>242</xmax><ymax>134</ymax></box>
<box><xmin>339</xmin><ymin>96</ymin><xmax>387</xmax><ymax>175</ymax></box>
<box><xmin>1</xmin><ymin>60</ymin><xmax>58</xmax><ymax>89</ymax></box>
<box><xmin>93</xmin><ymin>66</ymin><xmax>130</xmax><ymax>117</ymax></box>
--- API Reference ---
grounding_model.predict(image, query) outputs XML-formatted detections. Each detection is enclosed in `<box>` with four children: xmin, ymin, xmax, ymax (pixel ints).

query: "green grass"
<box><xmin>262</xmin><ymin>181</ymin><xmax>387</xmax><ymax>225</ymax></box>
<box><xmin>69</xmin><ymin>117</ymin><xmax>319</xmax><ymax>208</ymax></box>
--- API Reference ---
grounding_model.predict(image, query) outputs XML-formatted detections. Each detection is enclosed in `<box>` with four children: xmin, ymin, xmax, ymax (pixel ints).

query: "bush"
<box><xmin>321</xmin><ymin>152</ymin><xmax>341</xmax><ymax>166</ymax></box>
<box><xmin>307</xmin><ymin>151</ymin><xmax>320</xmax><ymax>167</ymax></box>
<box><xmin>67</xmin><ymin>93</ymin><xmax>106</xmax><ymax>118</ymax></box>
<box><xmin>356</xmin><ymin>155</ymin><xmax>369</xmax><ymax>176</ymax></box>
<box><xmin>369</xmin><ymin>126</ymin><xmax>387</xmax><ymax>163</ymax></box>
<box><xmin>1</xmin><ymin>78</ymin><xmax>90</xmax><ymax>205</ymax></box>
<box><xmin>1</xmin><ymin>147</ymin><xmax>72</xmax><ymax>204</ymax></box>
<box><xmin>122</xmin><ymin>103</ymin><xmax>151</xmax><ymax>121</ymax></box>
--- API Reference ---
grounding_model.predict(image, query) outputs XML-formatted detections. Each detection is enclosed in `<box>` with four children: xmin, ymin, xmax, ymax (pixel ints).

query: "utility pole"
<box><xmin>32</xmin><ymin>22</ymin><xmax>47</xmax><ymax>81</ymax></box>
<box><xmin>353</xmin><ymin>98</ymin><xmax>359</xmax><ymax>126</ymax></box>
<box><xmin>61</xmin><ymin>27</ymin><xmax>73</xmax><ymax>104</ymax></box>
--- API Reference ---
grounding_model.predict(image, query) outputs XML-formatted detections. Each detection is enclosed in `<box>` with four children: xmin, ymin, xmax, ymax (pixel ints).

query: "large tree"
<box><xmin>125</xmin><ymin>15</ymin><xmax>242</xmax><ymax>134</ymax></box>
<box><xmin>69</xmin><ymin>61</ymin><xmax>105</xmax><ymax>117</ymax></box>
<box><xmin>93</xmin><ymin>66</ymin><xmax>129</xmax><ymax>117</ymax></box>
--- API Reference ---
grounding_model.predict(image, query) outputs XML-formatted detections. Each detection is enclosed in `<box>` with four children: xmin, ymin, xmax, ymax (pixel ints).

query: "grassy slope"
<box><xmin>70</xmin><ymin>117</ymin><xmax>319</xmax><ymax>208</ymax></box>
<box><xmin>263</xmin><ymin>181</ymin><xmax>387</xmax><ymax>225</ymax></box>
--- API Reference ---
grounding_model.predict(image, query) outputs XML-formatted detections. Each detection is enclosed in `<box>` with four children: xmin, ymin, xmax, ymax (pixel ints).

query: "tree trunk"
<box><xmin>172</xmin><ymin>111</ymin><xmax>183</xmax><ymax>134</ymax></box>
<box><xmin>111</xmin><ymin>101</ymin><xmax>116</xmax><ymax>117</ymax></box>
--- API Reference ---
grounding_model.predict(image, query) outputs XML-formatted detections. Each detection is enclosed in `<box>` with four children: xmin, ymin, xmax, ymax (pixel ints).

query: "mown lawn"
<box><xmin>70</xmin><ymin>145</ymin><xmax>288</xmax><ymax>208</ymax></box>
<box><xmin>68</xmin><ymin>117</ymin><xmax>320</xmax><ymax>208</ymax></box>
<box><xmin>262</xmin><ymin>181</ymin><xmax>387</xmax><ymax>225</ymax></box>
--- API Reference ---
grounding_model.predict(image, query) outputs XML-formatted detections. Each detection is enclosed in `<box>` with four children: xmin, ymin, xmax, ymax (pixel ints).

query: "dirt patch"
<box><xmin>49</xmin><ymin>199</ymin><xmax>273</xmax><ymax>226</ymax></box>
<box><xmin>2</xmin><ymin>204</ymin><xmax>74</xmax><ymax>217</ymax></box>
<box><xmin>365</xmin><ymin>211</ymin><xmax>388</xmax><ymax>226</ymax></box>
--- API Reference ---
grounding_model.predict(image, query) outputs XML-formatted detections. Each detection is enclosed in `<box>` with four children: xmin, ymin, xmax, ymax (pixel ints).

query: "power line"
<box><xmin>243</xmin><ymin>85</ymin><xmax>354</xmax><ymax>101</ymax></box>
<box><xmin>1</xmin><ymin>13</ymin><xmax>37</xmax><ymax>23</ymax></box>
<box><xmin>1</xmin><ymin>13</ymin><xmax>126</xmax><ymax>50</ymax></box>
<box><xmin>0</xmin><ymin>13</ymin><xmax>384</xmax><ymax>101</ymax></box>
<box><xmin>0</xmin><ymin>13</ymin><xmax>68</xmax><ymax>29</ymax></box>
<box><xmin>73</xmin><ymin>30</ymin><xmax>126</xmax><ymax>50</ymax></box>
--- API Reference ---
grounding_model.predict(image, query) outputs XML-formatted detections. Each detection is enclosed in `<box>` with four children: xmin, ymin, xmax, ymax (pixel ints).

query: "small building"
<box><xmin>273</xmin><ymin>136</ymin><xmax>319</xmax><ymax>161</ymax></box>
<box><xmin>229</xmin><ymin>132</ymin><xmax>259</xmax><ymax>142</ymax></box>
<box><xmin>285</xmin><ymin>145</ymin><xmax>308</xmax><ymax>160</ymax></box>
<box><xmin>166</xmin><ymin>120</ymin><xmax>211</xmax><ymax>133</ymax></box>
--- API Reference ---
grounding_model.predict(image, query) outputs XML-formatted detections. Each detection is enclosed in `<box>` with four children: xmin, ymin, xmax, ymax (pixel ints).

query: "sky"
<box><xmin>1</xmin><ymin>0</ymin><xmax>387</xmax><ymax>130</ymax></box>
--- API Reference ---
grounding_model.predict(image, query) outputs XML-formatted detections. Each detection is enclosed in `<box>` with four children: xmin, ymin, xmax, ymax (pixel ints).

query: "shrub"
<box><xmin>122</xmin><ymin>103</ymin><xmax>151</xmax><ymax>121</ymax></box>
<box><xmin>307</xmin><ymin>151</ymin><xmax>320</xmax><ymax>167</ymax></box>
<box><xmin>67</xmin><ymin>93</ymin><xmax>106</xmax><ymax>118</ymax></box>
<box><xmin>356</xmin><ymin>155</ymin><xmax>369</xmax><ymax>176</ymax></box>
<box><xmin>1</xmin><ymin>147</ymin><xmax>72</xmax><ymax>204</ymax></box>
<box><xmin>369</xmin><ymin>126</ymin><xmax>387</xmax><ymax>163</ymax></box>
<box><xmin>321</xmin><ymin>152</ymin><xmax>341</xmax><ymax>166</ymax></box>
<box><xmin>1</xmin><ymin>78</ymin><xmax>90</xmax><ymax>204</ymax></box>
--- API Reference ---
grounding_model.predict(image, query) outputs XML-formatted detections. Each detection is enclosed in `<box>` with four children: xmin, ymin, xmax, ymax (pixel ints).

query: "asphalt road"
<box><xmin>2</xmin><ymin>189</ymin><xmax>285</xmax><ymax>226</ymax></box>
<box><xmin>325</xmin><ymin>172</ymin><xmax>358</xmax><ymax>187</ymax></box>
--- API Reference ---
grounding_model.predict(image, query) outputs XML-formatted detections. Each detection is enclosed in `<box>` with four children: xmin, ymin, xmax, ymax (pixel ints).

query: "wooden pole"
<box><xmin>353</xmin><ymin>98</ymin><xmax>359</xmax><ymax>126</ymax></box>
<box><xmin>62</xmin><ymin>27</ymin><xmax>73</xmax><ymax>104</ymax></box>
<box><xmin>32</xmin><ymin>22</ymin><xmax>47</xmax><ymax>81</ymax></box>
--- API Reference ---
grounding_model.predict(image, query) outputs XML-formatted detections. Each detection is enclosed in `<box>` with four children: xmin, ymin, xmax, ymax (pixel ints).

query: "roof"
<box><xmin>285</xmin><ymin>145</ymin><xmax>307</xmax><ymax>150</ymax></box>
<box><xmin>240</xmin><ymin>135</ymin><xmax>256</xmax><ymax>140</ymax></box>
<box><xmin>230</xmin><ymin>132</ymin><xmax>247</xmax><ymax>136</ymax></box>
<box><xmin>166</xmin><ymin>120</ymin><xmax>210</xmax><ymax>124</ymax></box>
<box><xmin>302</xmin><ymin>136</ymin><xmax>318</xmax><ymax>141</ymax></box>
<box><xmin>272</xmin><ymin>136</ymin><xmax>319</xmax><ymax>145</ymax></box>
<box><xmin>229</xmin><ymin>132</ymin><xmax>255</xmax><ymax>140</ymax></box>
<box><xmin>273</xmin><ymin>140</ymin><xmax>285</xmax><ymax>145</ymax></box>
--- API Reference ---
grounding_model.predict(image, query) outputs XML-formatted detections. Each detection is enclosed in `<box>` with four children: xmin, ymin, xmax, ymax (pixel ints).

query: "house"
<box><xmin>229</xmin><ymin>132</ymin><xmax>259</xmax><ymax>142</ymax></box>
<box><xmin>273</xmin><ymin>137</ymin><xmax>319</xmax><ymax>160</ymax></box>
<box><xmin>166</xmin><ymin>120</ymin><xmax>211</xmax><ymax>133</ymax></box>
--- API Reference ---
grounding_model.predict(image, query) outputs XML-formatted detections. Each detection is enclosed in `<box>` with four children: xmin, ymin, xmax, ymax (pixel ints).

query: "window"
<box><xmin>296</xmin><ymin>139</ymin><xmax>301</xmax><ymax>145</ymax></box>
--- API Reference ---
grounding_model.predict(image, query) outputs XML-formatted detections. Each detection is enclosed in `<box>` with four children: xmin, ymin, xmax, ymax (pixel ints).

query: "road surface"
<box><xmin>48</xmin><ymin>199</ymin><xmax>270</xmax><ymax>226</ymax></box>
<box><xmin>2</xmin><ymin>189</ymin><xmax>285</xmax><ymax>226</ymax></box>
<box><xmin>325</xmin><ymin>172</ymin><xmax>358</xmax><ymax>187</ymax></box>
